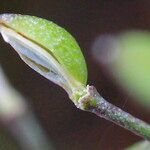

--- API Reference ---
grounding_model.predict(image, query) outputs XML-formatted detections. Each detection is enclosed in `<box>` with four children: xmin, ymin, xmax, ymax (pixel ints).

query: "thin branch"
<box><xmin>77</xmin><ymin>85</ymin><xmax>150</xmax><ymax>140</ymax></box>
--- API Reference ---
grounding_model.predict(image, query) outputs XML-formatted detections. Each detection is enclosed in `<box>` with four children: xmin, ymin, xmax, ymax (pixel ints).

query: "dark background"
<box><xmin>0</xmin><ymin>1</ymin><xmax>150</xmax><ymax>150</ymax></box>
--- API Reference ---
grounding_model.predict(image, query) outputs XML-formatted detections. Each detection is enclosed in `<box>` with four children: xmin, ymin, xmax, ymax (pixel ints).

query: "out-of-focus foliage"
<box><xmin>0</xmin><ymin>67</ymin><xmax>55</xmax><ymax>150</ymax></box>
<box><xmin>112</xmin><ymin>31</ymin><xmax>150</xmax><ymax>107</ymax></box>
<box><xmin>93</xmin><ymin>31</ymin><xmax>150</xmax><ymax>108</ymax></box>
<box><xmin>125</xmin><ymin>140</ymin><xmax>150</xmax><ymax>150</ymax></box>
<box><xmin>0</xmin><ymin>129</ymin><xmax>19</xmax><ymax>150</ymax></box>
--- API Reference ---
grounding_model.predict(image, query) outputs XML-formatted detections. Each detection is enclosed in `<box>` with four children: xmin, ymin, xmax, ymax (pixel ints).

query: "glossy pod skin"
<box><xmin>0</xmin><ymin>14</ymin><xmax>87</xmax><ymax>98</ymax></box>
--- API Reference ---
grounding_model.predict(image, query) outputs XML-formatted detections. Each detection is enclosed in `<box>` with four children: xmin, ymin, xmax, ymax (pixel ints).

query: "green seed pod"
<box><xmin>0</xmin><ymin>14</ymin><xmax>87</xmax><ymax>98</ymax></box>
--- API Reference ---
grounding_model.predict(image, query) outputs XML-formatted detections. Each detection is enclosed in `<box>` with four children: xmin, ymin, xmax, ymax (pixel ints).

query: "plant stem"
<box><xmin>79</xmin><ymin>85</ymin><xmax>150</xmax><ymax>140</ymax></box>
